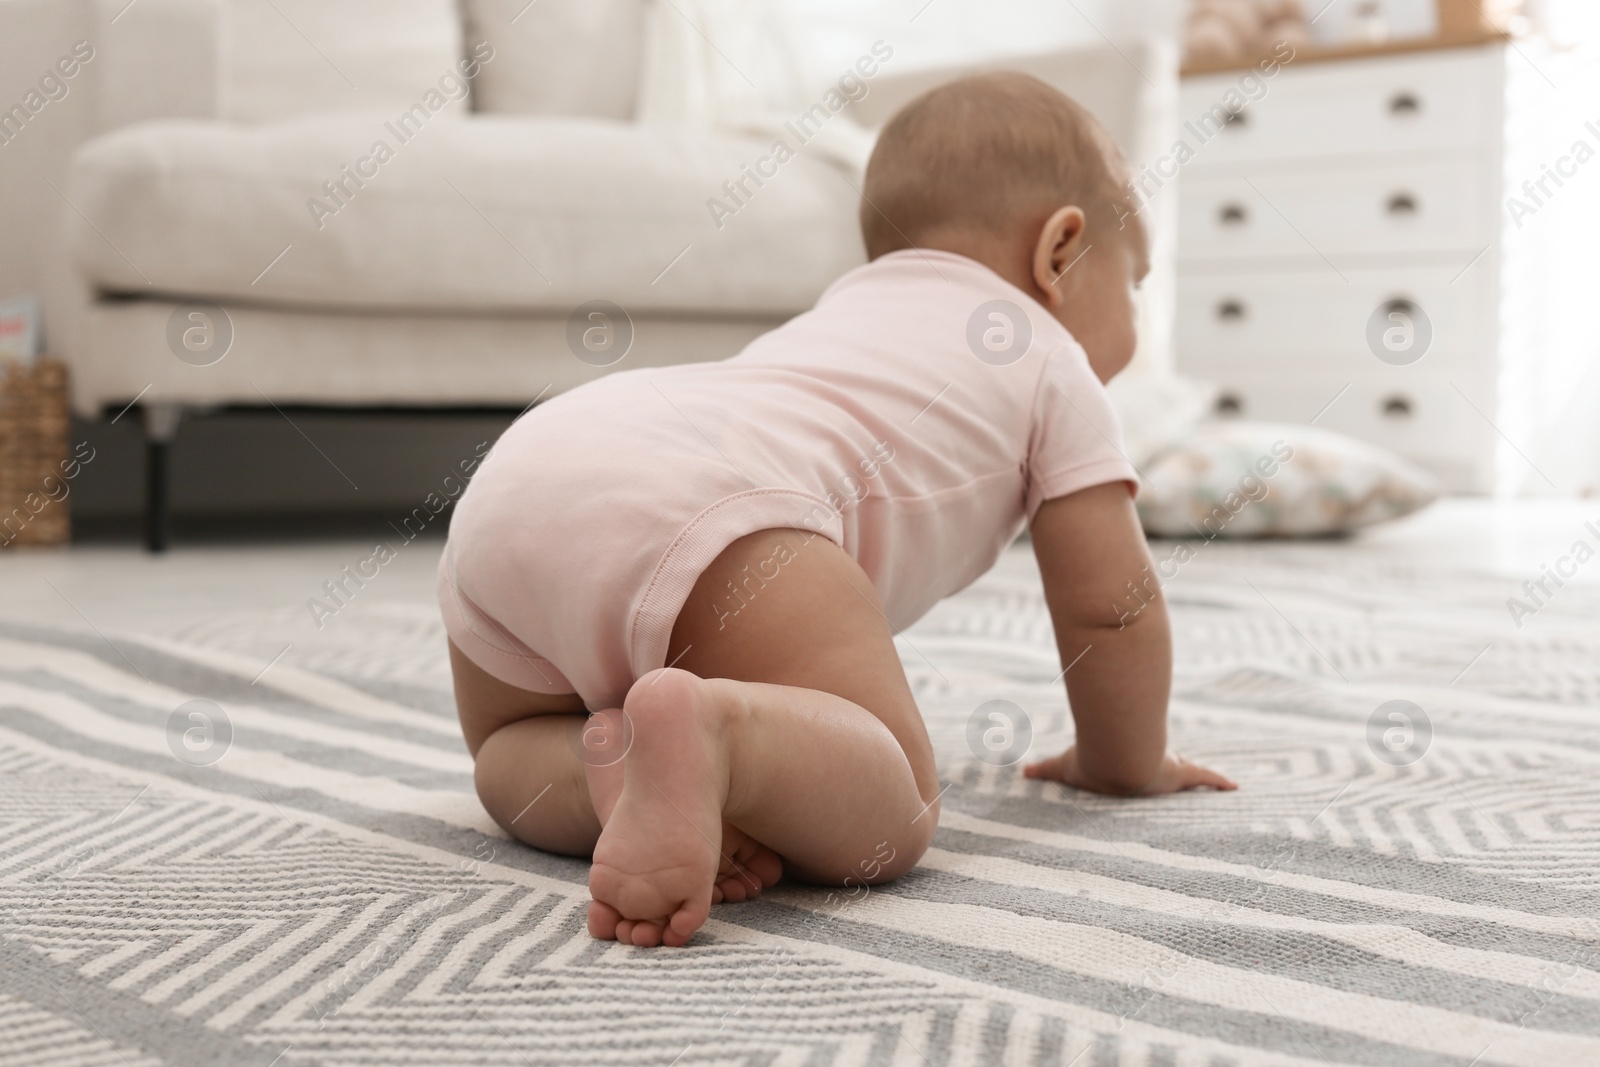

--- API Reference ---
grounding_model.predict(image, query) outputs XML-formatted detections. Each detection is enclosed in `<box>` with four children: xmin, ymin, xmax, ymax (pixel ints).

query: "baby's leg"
<box><xmin>451</xmin><ymin>641</ymin><xmax>601</xmax><ymax>856</ymax></box>
<box><xmin>588</xmin><ymin>528</ymin><xmax>942</xmax><ymax>947</ymax></box>
<box><xmin>454</xmin><ymin>642</ymin><xmax>782</xmax><ymax>897</ymax></box>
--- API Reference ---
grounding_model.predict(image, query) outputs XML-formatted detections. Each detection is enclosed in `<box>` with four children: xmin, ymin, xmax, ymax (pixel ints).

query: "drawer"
<box><xmin>1170</xmin><ymin>376</ymin><xmax>1496</xmax><ymax>492</ymax></box>
<box><xmin>1175</xmin><ymin>263</ymin><xmax>1495</xmax><ymax>364</ymax></box>
<box><xmin>1178</xmin><ymin>160</ymin><xmax>1489</xmax><ymax>262</ymax></box>
<box><xmin>1178</xmin><ymin>47</ymin><xmax>1498</xmax><ymax>166</ymax></box>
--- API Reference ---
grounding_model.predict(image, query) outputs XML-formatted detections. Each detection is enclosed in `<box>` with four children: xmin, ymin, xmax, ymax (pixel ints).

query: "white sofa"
<box><xmin>26</xmin><ymin>0</ymin><xmax>1176</xmax><ymax>548</ymax></box>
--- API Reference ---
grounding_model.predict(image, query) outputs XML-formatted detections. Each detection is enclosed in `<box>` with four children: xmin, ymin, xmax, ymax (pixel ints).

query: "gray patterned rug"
<box><xmin>2</xmin><ymin>538</ymin><xmax>1598</xmax><ymax>1066</ymax></box>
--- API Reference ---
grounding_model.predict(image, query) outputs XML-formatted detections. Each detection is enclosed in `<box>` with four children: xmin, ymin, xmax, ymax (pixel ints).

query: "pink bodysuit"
<box><xmin>438</xmin><ymin>249</ymin><xmax>1137</xmax><ymax>710</ymax></box>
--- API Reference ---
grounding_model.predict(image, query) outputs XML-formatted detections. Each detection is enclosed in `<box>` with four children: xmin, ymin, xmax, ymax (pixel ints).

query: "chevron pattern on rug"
<box><xmin>1</xmin><ymin>540</ymin><xmax>1597</xmax><ymax>1065</ymax></box>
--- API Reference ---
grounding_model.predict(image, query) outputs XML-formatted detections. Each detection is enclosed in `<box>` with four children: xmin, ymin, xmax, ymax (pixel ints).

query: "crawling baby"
<box><xmin>437</xmin><ymin>72</ymin><xmax>1236</xmax><ymax>948</ymax></box>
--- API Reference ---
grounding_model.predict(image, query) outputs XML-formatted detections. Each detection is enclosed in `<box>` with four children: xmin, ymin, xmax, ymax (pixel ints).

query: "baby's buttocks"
<box><xmin>439</xmin><ymin>370</ymin><xmax>845</xmax><ymax>710</ymax></box>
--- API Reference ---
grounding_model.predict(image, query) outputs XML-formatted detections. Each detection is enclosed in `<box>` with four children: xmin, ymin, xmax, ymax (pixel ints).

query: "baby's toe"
<box><xmin>628</xmin><ymin>921</ymin><xmax>665</xmax><ymax>948</ymax></box>
<box><xmin>744</xmin><ymin>848</ymin><xmax>783</xmax><ymax>889</ymax></box>
<box><xmin>587</xmin><ymin>900</ymin><xmax>622</xmax><ymax>941</ymax></box>
<box><xmin>668</xmin><ymin>899</ymin><xmax>709</xmax><ymax>944</ymax></box>
<box><xmin>716</xmin><ymin>875</ymin><xmax>751</xmax><ymax>903</ymax></box>
<box><xmin>721</xmin><ymin>824</ymin><xmax>783</xmax><ymax>891</ymax></box>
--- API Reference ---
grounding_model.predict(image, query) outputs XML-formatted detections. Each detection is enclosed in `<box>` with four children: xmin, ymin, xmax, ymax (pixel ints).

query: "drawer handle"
<box><xmin>1218</xmin><ymin>202</ymin><xmax>1249</xmax><ymax>226</ymax></box>
<box><xmin>1381</xmin><ymin>394</ymin><xmax>1414</xmax><ymax>419</ymax></box>
<box><xmin>1215</xmin><ymin>392</ymin><xmax>1244</xmax><ymax>416</ymax></box>
<box><xmin>1386</xmin><ymin>192</ymin><xmax>1419</xmax><ymax>216</ymax></box>
<box><xmin>1389</xmin><ymin>92</ymin><xmax>1421</xmax><ymax>116</ymax></box>
<box><xmin>1222</xmin><ymin>107</ymin><xmax>1248</xmax><ymax>128</ymax></box>
<box><xmin>1384</xmin><ymin>297</ymin><xmax>1417</xmax><ymax>318</ymax></box>
<box><xmin>1216</xmin><ymin>299</ymin><xmax>1247</xmax><ymax>321</ymax></box>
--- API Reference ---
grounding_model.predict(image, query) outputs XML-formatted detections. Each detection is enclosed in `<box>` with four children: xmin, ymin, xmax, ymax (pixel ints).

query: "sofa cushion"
<box><xmin>66</xmin><ymin>113</ymin><xmax>864</xmax><ymax>316</ymax></box>
<box><xmin>223</xmin><ymin>0</ymin><xmax>466</xmax><ymax>122</ymax></box>
<box><xmin>463</xmin><ymin>0</ymin><xmax>645</xmax><ymax>119</ymax></box>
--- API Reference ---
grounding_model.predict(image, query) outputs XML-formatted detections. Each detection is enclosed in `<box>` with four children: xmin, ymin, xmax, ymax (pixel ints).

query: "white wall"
<box><xmin>0</xmin><ymin>0</ymin><xmax>92</xmax><ymax>326</ymax></box>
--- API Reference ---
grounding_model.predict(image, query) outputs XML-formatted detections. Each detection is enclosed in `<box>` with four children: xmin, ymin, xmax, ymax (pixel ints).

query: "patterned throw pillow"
<box><xmin>1136</xmin><ymin>421</ymin><xmax>1441</xmax><ymax>538</ymax></box>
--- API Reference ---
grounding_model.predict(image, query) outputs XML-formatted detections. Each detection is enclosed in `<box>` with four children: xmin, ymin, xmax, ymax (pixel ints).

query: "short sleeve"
<box><xmin>1024</xmin><ymin>345</ymin><xmax>1139</xmax><ymax>519</ymax></box>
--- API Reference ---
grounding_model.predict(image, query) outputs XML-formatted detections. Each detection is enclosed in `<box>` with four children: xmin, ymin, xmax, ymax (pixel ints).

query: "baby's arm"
<box><xmin>1022</xmin><ymin>481</ymin><xmax>1237</xmax><ymax>796</ymax></box>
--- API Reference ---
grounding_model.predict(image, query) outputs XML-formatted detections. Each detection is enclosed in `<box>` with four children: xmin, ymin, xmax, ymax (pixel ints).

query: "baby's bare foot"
<box><xmin>587</xmin><ymin>668</ymin><xmax>731</xmax><ymax>947</ymax></box>
<box><xmin>712</xmin><ymin>824</ymin><xmax>783</xmax><ymax>904</ymax></box>
<box><xmin>582</xmin><ymin>709</ymin><xmax>782</xmax><ymax>909</ymax></box>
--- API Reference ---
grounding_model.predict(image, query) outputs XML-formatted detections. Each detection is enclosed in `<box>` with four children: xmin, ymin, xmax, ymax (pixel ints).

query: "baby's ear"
<box><xmin>1031</xmin><ymin>205</ymin><xmax>1088</xmax><ymax>306</ymax></box>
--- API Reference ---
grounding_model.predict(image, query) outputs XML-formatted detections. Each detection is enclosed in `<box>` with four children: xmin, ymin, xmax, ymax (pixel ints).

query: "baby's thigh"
<box><xmin>667</xmin><ymin>529</ymin><xmax>938</xmax><ymax>795</ymax></box>
<box><xmin>450</xmin><ymin>640</ymin><xmax>585</xmax><ymax>756</ymax></box>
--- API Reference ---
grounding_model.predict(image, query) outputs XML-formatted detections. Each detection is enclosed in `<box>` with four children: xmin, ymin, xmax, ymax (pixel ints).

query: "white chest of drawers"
<box><xmin>1173</xmin><ymin>41</ymin><xmax>1600</xmax><ymax>495</ymax></box>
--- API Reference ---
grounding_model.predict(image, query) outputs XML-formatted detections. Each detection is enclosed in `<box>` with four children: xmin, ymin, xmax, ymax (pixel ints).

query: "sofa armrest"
<box><xmin>86</xmin><ymin>0</ymin><xmax>221</xmax><ymax>132</ymax></box>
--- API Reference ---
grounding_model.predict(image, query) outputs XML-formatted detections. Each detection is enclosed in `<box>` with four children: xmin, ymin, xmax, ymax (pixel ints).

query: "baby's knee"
<box><xmin>870</xmin><ymin>848</ymin><xmax>923</xmax><ymax>885</ymax></box>
<box><xmin>858</xmin><ymin>816</ymin><xmax>936</xmax><ymax>886</ymax></box>
<box><xmin>471</xmin><ymin>731</ymin><xmax>526</xmax><ymax>830</ymax></box>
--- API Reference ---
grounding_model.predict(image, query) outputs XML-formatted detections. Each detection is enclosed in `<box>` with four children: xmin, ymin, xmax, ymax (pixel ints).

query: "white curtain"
<box><xmin>633</xmin><ymin>0</ymin><xmax>1182</xmax><ymax>170</ymax></box>
<box><xmin>775</xmin><ymin>0</ymin><xmax>1179</xmax><ymax>79</ymax></box>
<box><xmin>635</xmin><ymin>0</ymin><xmax>877</xmax><ymax>170</ymax></box>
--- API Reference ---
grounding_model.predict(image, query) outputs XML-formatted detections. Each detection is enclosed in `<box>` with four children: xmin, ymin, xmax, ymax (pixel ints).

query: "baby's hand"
<box><xmin>1023</xmin><ymin>746</ymin><xmax>1237</xmax><ymax>796</ymax></box>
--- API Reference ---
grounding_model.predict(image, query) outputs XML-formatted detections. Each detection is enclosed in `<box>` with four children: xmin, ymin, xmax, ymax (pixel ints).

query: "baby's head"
<box><xmin>861</xmin><ymin>72</ymin><xmax>1148</xmax><ymax>382</ymax></box>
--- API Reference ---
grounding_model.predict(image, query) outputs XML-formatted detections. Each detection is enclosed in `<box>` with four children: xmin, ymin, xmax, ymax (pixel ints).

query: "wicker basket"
<box><xmin>0</xmin><ymin>358</ymin><xmax>72</xmax><ymax>547</ymax></box>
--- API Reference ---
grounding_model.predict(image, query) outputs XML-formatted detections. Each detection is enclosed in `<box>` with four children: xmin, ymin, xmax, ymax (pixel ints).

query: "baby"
<box><xmin>438</xmin><ymin>73</ymin><xmax>1236</xmax><ymax>948</ymax></box>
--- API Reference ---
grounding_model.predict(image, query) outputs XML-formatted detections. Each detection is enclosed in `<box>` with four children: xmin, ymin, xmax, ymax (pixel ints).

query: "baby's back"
<box><xmin>452</xmin><ymin>249</ymin><xmax>1131</xmax><ymax>657</ymax></box>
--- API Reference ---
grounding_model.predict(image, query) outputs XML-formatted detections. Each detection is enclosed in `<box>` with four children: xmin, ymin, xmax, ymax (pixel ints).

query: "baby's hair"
<box><xmin>859</xmin><ymin>72</ymin><xmax>1132</xmax><ymax>261</ymax></box>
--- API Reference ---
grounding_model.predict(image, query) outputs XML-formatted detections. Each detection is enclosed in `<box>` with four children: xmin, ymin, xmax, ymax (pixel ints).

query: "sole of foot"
<box><xmin>583</xmin><ymin>699</ymin><xmax>783</xmax><ymax>913</ymax></box>
<box><xmin>587</xmin><ymin>669</ymin><xmax>750</xmax><ymax>946</ymax></box>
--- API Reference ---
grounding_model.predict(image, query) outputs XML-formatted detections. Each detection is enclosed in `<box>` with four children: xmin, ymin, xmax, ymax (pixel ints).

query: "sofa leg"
<box><xmin>141</xmin><ymin>404</ymin><xmax>182</xmax><ymax>553</ymax></box>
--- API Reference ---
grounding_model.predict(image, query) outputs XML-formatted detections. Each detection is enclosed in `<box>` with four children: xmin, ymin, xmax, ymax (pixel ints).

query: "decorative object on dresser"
<box><xmin>1184</xmin><ymin>0</ymin><xmax>1311</xmax><ymax>70</ymax></box>
<box><xmin>1182</xmin><ymin>0</ymin><xmax>1527</xmax><ymax>73</ymax></box>
<box><xmin>1174</xmin><ymin>3</ymin><xmax>1600</xmax><ymax>495</ymax></box>
<box><xmin>1435</xmin><ymin>0</ymin><xmax>1523</xmax><ymax>39</ymax></box>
